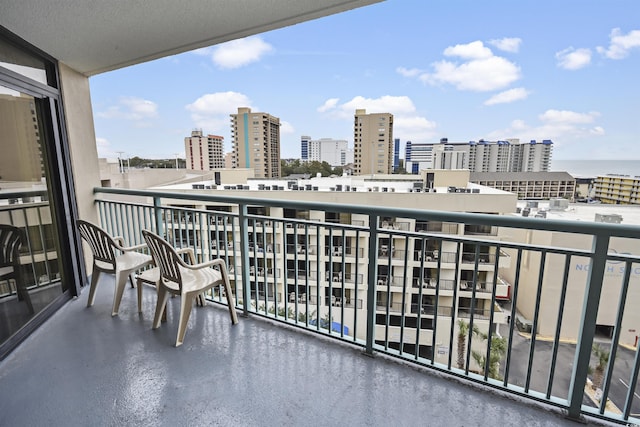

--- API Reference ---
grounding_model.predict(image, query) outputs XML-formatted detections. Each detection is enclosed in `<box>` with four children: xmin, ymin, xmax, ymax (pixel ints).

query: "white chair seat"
<box><xmin>116</xmin><ymin>252</ymin><xmax>152</xmax><ymax>271</ymax></box>
<box><xmin>164</xmin><ymin>266</ymin><xmax>222</xmax><ymax>293</ymax></box>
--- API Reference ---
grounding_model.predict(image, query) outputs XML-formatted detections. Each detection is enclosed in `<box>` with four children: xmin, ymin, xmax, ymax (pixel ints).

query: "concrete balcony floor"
<box><xmin>0</xmin><ymin>277</ymin><xmax>607</xmax><ymax>426</ymax></box>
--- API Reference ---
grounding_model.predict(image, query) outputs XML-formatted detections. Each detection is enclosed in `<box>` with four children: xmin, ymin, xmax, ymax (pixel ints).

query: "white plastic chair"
<box><xmin>0</xmin><ymin>224</ymin><xmax>33</xmax><ymax>313</ymax></box>
<box><xmin>142</xmin><ymin>229</ymin><xmax>238</xmax><ymax>346</ymax></box>
<box><xmin>77</xmin><ymin>219</ymin><xmax>152</xmax><ymax>316</ymax></box>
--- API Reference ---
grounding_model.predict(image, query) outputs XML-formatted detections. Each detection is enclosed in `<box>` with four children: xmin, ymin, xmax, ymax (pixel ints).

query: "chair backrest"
<box><xmin>0</xmin><ymin>224</ymin><xmax>23</xmax><ymax>270</ymax></box>
<box><xmin>77</xmin><ymin>219</ymin><xmax>119</xmax><ymax>270</ymax></box>
<box><xmin>142</xmin><ymin>229</ymin><xmax>184</xmax><ymax>290</ymax></box>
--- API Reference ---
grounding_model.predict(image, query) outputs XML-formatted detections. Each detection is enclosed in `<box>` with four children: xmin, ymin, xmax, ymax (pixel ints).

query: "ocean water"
<box><xmin>550</xmin><ymin>160</ymin><xmax>640</xmax><ymax>177</ymax></box>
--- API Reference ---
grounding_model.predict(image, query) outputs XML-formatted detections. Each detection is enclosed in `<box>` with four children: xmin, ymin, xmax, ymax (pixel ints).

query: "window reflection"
<box><xmin>0</xmin><ymin>84</ymin><xmax>63</xmax><ymax>343</ymax></box>
<box><xmin>0</xmin><ymin>37</ymin><xmax>48</xmax><ymax>85</ymax></box>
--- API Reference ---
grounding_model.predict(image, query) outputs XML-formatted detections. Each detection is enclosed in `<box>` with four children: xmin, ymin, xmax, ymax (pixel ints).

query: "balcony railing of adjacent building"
<box><xmin>94</xmin><ymin>187</ymin><xmax>640</xmax><ymax>425</ymax></box>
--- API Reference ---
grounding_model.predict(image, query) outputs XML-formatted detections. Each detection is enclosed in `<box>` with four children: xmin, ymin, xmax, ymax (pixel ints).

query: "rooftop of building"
<box><xmin>470</xmin><ymin>171</ymin><xmax>575</xmax><ymax>180</ymax></box>
<box><xmin>152</xmin><ymin>173</ymin><xmax>512</xmax><ymax>196</ymax></box>
<box><xmin>515</xmin><ymin>200</ymin><xmax>640</xmax><ymax>225</ymax></box>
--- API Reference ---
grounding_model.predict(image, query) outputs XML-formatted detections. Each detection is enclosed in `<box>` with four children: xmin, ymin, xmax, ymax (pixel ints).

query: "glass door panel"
<box><xmin>0</xmin><ymin>83</ymin><xmax>65</xmax><ymax>343</ymax></box>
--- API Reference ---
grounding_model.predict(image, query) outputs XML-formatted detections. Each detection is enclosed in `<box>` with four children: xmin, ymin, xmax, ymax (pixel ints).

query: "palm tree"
<box><xmin>457</xmin><ymin>320</ymin><xmax>469</xmax><ymax>369</ymax></box>
<box><xmin>471</xmin><ymin>332</ymin><xmax>507</xmax><ymax>380</ymax></box>
<box><xmin>591</xmin><ymin>343</ymin><xmax>610</xmax><ymax>390</ymax></box>
<box><xmin>457</xmin><ymin>320</ymin><xmax>479</xmax><ymax>369</ymax></box>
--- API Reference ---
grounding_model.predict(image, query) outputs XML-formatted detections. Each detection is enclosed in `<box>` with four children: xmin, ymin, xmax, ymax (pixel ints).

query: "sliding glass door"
<box><xmin>0</xmin><ymin>31</ymin><xmax>81</xmax><ymax>357</ymax></box>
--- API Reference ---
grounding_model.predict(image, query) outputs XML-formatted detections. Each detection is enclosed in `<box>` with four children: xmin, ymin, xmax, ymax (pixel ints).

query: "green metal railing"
<box><xmin>94</xmin><ymin>187</ymin><xmax>640</xmax><ymax>425</ymax></box>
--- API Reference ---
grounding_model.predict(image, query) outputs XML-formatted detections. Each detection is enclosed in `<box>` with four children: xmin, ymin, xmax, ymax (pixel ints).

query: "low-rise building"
<box><xmin>470</xmin><ymin>171</ymin><xmax>576</xmax><ymax>200</ymax></box>
<box><xmin>594</xmin><ymin>174</ymin><xmax>640</xmax><ymax>205</ymax></box>
<box><xmin>500</xmin><ymin>202</ymin><xmax>640</xmax><ymax>346</ymax></box>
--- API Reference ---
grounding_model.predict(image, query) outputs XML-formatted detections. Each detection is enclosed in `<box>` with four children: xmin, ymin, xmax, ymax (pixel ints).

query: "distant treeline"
<box><xmin>281</xmin><ymin>159</ymin><xmax>343</xmax><ymax>177</ymax></box>
<box><xmin>128</xmin><ymin>156</ymin><xmax>185</xmax><ymax>169</ymax></box>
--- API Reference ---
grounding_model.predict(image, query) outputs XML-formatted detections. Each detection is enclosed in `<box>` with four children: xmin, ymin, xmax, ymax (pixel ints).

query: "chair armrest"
<box><xmin>118</xmin><ymin>242</ymin><xmax>148</xmax><ymax>252</ymax></box>
<box><xmin>176</xmin><ymin>247</ymin><xmax>196</xmax><ymax>264</ymax></box>
<box><xmin>182</xmin><ymin>257</ymin><xmax>227</xmax><ymax>271</ymax></box>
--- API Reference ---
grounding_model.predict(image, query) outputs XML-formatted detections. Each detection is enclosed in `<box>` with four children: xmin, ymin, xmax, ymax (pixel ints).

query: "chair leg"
<box><xmin>111</xmin><ymin>269</ymin><xmax>130</xmax><ymax>316</ymax></box>
<box><xmin>221</xmin><ymin>269</ymin><xmax>238</xmax><ymax>325</ymax></box>
<box><xmin>87</xmin><ymin>268</ymin><xmax>102</xmax><ymax>307</ymax></box>
<box><xmin>136</xmin><ymin>277</ymin><xmax>144</xmax><ymax>313</ymax></box>
<box><xmin>153</xmin><ymin>286</ymin><xmax>169</xmax><ymax>329</ymax></box>
<box><xmin>176</xmin><ymin>293</ymin><xmax>196</xmax><ymax>347</ymax></box>
<box><xmin>129</xmin><ymin>274</ymin><xmax>135</xmax><ymax>289</ymax></box>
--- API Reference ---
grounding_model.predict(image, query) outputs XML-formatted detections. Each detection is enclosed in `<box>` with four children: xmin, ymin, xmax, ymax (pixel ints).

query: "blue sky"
<box><xmin>90</xmin><ymin>0</ymin><xmax>640</xmax><ymax>162</ymax></box>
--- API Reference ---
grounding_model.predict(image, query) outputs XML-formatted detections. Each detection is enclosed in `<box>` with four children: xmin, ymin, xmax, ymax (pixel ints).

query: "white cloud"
<box><xmin>96</xmin><ymin>97</ymin><xmax>158</xmax><ymax>122</ymax></box>
<box><xmin>396</xmin><ymin>66</ymin><xmax>422</xmax><ymax>77</ymax></box>
<box><xmin>597</xmin><ymin>28</ymin><xmax>640</xmax><ymax>59</ymax></box>
<box><xmin>317</xmin><ymin>98</ymin><xmax>339</xmax><ymax>113</ymax></box>
<box><xmin>486</xmin><ymin>109</ymin><xmax>604</xmax><ymax>144</ymax></box>
<box><xmin>484</xmin><ymin>88</ymin><xmax>530</xmax><ymax>105</ymax></box>
<box><xmin>489</xmin><ymin>37</ymin><xmax>522</xmax><ymax>53</ymax></box>
<box><xmin>414</xmin><ymin>41</ymin><xmax>521</xmax><ymax>92</ymax></box>
<box><xmin>538</xmin><ymin>109</ymin><xmax>599</xmax><ymax>124</ymax></box>
<box><xmin>556</xmin><ymin>47</ymin><xmax>592</xmax><ymax>70</ymax></box>
<box><xmin>211</xmin><ymin>36</ymin><xmax>273</xmax><ymax>69</ymax></box>
<box><xmin>316</xmin><ymin>95</ymin><xmax>437</xmax><ymax>142</ymax></box>
<box><xmin>186</xmin><ymin>91</ymin><xmax>254</xmax><ymax>130</ymax></box>
<box><xmin>280</xmin><ymin>121</ymin><xmax>295</xmax><ymax>135</ymax></box>
<box><xmin>443</xmin><ymin>41</ymin><xmax>493</xmax><ymax>59</ymax></box>
<box><xmin>341</xmin><ymin>95</ymin><xmax>418</xmax><ymax>115</ymax></box>
<box><xmin>420</xmin><ymin>55</ymin><xmax>521</xmax><ymax>91</ymax></box>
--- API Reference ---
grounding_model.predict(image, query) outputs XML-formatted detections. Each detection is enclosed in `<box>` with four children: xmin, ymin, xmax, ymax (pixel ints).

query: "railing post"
<box><xmin>567</xmin><ymin>233</ymin><xmax>610</xmax><ymax>421</ymax></box>
<box><xmin>239</xmin><ymin>203</ymin><xmax>251</xmax><ymax>315</ymax></box>
<box><xmin>153</xmin><ymin>196</ymin><xmax>163</xmax><ymax>237</ymax></box>
<box><xmin>365</xmin><ymin>214</ymin><xmax>379</xmax><ymax>355</ymax></box>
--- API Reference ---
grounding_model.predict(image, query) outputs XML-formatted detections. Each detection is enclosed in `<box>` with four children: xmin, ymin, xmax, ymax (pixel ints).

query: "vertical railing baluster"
<box><xmin>153</xmin><ymin>197</ymin><xmax>163</xmax><ymax>237</ymax></box>
<box><xmin>365</xmin><ymin>213</ymin><xmax>379</xmax><ymax>355</ymax></box>
<box><xmin>238</xmin><ymin>203</ymin><xmax>250</xmax><ymax>315</ymax></box>
<box><xmin>567</xmin><ymin>233</ymin><xmax>610</xmax><ymax>421</ymax></box>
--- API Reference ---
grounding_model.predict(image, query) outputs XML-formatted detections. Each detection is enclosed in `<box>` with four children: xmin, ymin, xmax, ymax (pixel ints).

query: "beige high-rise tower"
<box><xmin>184</xmin><ymin>130</ymin><xmax>224</xmax><ymax>171</ymax></box>
<box><xmin>230</xmin><ymin>107</ymin><xmax>281</xmax><ymax>178</ymax></box>
<box><xmin>353</xmin><ymin>109</ymin><xmax>394</xmax><ymax>175</ymax></box>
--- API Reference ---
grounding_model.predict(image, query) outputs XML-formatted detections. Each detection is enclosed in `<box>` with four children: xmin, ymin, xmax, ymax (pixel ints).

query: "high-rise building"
<box><xmin>393</xmin><ymin>138</ymin><xmax>400</xmax><ymax>172</ymax></box>
<box><xmin>184</xmin><ymin>130</ymin><xmax>224</xmax><ymax>171</ymax></box>
<box><xmin>301</xmin><ymin>135</ymin><xmax>310</xmax><ymax>161</ymax></box>
<box><xmin>0</xmin><ymin>93</ymin><xmax>43</xmax><ymax>182</ymax></box>
<box><xmin>302</xmin><ymin>137</ymin><xmax>352</xmax><ymax>166</ymax></box>
<box><xmin>405</xmin><ymin>138</ymin><xmax>553</xmax><ymax>174</ymax></box>
<box><xmin>406</xmin><ymin>141</ymin><xmax>436</xmax><ymax>173</ymax></box>
<box><xmin>230</xmin><ymin>107</ymin><xmax>281</xmax><ymax>178</ymax></box>
<box><xmin>353</xmin><ymin>109</ymin><xmax>394</xmax><ymax>175</ymax></box>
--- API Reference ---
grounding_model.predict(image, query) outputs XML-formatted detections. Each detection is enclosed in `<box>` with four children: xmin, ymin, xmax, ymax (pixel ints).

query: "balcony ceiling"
<box><xmin>0</xmin><ymin>0</ymin><xmax>382</xmax><ymax>76</ymax></box>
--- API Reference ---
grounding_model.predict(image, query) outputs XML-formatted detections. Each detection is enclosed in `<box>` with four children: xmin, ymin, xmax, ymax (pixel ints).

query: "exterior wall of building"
<box><xmin>59</xmin><ymin>63</ymin><xmax>101</xmax><ymax>226</ymax></box>
<box><xmin>594</xmin><ymin>175</ymin><xmax>640</xmax><ymax>205</ymax></box>
<box><xmin>470</xmin><ymin>172</ymin><xmax>576</xmax><ymax>200</ymax></box>
<box><xmin>410</xmin><ymin>139</ymin><xmax>553</xmax><ymax>173</ymax></box>
<box><xmin>305</xmin><ymin>138</ymin><xmax>350</xmax><ymax>166</ymax></box>
<box><xmin>231</xmin><ymin>107</ymin><xmax>281</xmax><ymax>178</ymax></box>
<box><xmin>499</xmin><ymin>228</ymin><xmax>640</xmax><ymax>347</ymax></box>
<box><xmin>353</xmin><ymin>109</ymin><xmax>393</xmax><ymax>175</ymax></box>
<box><xmin>301</xmin><ymin>135</ymin><xmax>310</xmax><ymax>161</ymax></box>
<box><xmin>184</xmin><ymin>130</ymin><xmax>224</xmax><ymax>171</ymax></box>
<box><xmin>0</xmin><ymin>94</ymin><xmax>43</xmax><ymax>182</ymax></box>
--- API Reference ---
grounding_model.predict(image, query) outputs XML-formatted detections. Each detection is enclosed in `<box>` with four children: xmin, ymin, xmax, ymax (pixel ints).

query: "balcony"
<box><xmin>59</xmin><ymin>188</ymin><xmax>640</xmax><ymax>424</ymax></box>
<box><xmin>0</xmin><ymin>279</ymin><xmax>576</xmax><ymax>426</ymax></box>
